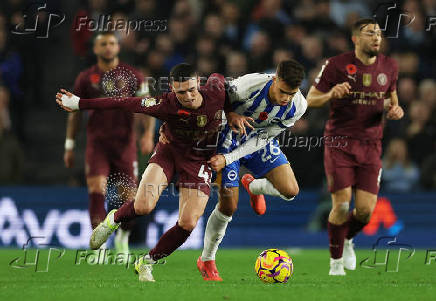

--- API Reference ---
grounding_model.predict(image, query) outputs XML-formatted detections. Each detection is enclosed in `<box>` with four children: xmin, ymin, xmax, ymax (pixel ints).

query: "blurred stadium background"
<box><xmin>0</xmin><ymin>0</ymin><xmax>435</xmax><ymax>250</ymax></box>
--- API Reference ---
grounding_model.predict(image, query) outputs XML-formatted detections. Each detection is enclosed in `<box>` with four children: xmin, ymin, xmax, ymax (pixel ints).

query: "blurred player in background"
<box><xmin>63</xmin><ymin>32</ymin><xmax>155</xmax><ymax>256</ymax></box>
<box><xmin>306</xmin><ymin>18</ymin><xmax>404</xmax><ymax>275</ymax></box>
<box><xmin>57</xmin><ymin>63</ymin><xmax>251</xmax><ymax>282</ymax></box>
<box><xmin>197</xmin><ymin>60</ymin><xmax>307</xmax><ymax>281</ymax></box>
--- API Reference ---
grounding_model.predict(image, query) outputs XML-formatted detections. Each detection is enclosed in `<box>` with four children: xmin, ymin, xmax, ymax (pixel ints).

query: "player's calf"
<box><xmin>217</xmin><ymin>187</ymin><xmax>239</xmax><ymax>217</ymax></box>
<box><xmin>276</xmin><ymin>180</ymin><xmax>299</xmax><ymax>200</ymax></box>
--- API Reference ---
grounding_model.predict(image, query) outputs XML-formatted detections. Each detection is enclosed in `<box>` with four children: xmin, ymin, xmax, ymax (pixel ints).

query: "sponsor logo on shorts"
<box><xmin>227</xmin><ymin>170</ymin><xmax>238</xmax><ymax>181</ymax></box>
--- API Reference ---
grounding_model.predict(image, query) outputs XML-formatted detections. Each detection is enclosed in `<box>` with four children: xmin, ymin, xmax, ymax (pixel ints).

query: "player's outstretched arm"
<box><xmin>208</xmin><ymin>126</ymin><xmax>283</xmax><ymax>172</ymax></box>
<box><xmin>56</xmin><ymin>89</ymin><xmax>164</xmax><ymax>118</ymax></box>
<box><xmin>307</xmin><ymin>82</ymin><xmax>351</xmax><ymax>107</ymax></box>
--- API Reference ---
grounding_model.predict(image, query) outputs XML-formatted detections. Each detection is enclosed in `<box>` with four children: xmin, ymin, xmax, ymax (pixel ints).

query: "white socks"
<box><xmin>201</xmin><ymin>206</ymin><xmax>232</xmax><ymax>261</ymax></box>
<box><xmin>248</xmin><ymin>178</ymin><xmax>295</xmax><ymax>201</ymax></box>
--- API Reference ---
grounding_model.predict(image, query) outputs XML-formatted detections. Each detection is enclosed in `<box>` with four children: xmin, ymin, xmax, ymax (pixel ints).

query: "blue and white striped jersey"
<box><xmin>220</xmin><ymin>73</ymin><xmax>307</xmax><ymax>165</ymax></box>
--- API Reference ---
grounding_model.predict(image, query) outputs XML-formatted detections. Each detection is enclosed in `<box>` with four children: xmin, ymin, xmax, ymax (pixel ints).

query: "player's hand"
<box><xmin>226</xmin><ymin>112</ymin><xmax>255</xmax><ymax>136</ymax></box>
<box><xmin>158</xmin><ymin>125</ymin><xmax>169</xmax><ymax>144</ymax></box>
<box><xmin>56</xmin><ymin>89</ymin><xmax>80</xmax><ymax>112</ymax></box>
<box><xmin>64</xmin><ymin>150</ymin><xmax>74</xmax><ymax>168</ymax></box>
<box><xmin>386</xmin><ymin>105</ymin><xmax>404</xmax><ymax>120</ymax></box>
<box><xmin>329</xmin><ymin>82</ymin><xmax>351</xmax><ymax>99</ymax></box>
<box><xmin>140</xmin><ymin>131</ymin><xmax>154</xmax><ymax>155</ymax></box>
<box><xmin>208</xmin><ymin>154</ymin><xmax>226</xmax><ymax>172</ymax></box>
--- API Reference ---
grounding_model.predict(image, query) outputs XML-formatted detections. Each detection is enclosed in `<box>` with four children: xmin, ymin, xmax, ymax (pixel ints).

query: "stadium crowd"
<box><xmin>0</xmin><ymin>0</ymin><xmax>435</xmax><ymax>192</ymax></box>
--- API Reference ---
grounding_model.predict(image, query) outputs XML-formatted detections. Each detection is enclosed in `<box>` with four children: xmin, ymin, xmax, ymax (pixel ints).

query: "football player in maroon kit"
<box><xmin>57</xmin><ymin>63</ymin><xmax>248</xmax><ymax>282</ymax></box>
<box><xmin>63</xmin><ymin>32</ymin><xmax>155</xmax><ymax>257</ymax></box>
<box><xmin>306</xmin><ymin>18</ymin><xmax>404</xmax><ymax>275</ymax></box>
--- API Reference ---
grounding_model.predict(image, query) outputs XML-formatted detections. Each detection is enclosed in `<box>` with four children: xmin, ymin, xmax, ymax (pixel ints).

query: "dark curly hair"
<box><xmin>276</xmin><ymin>59</ymin><xmax>305</xmax><ymax>89</ymax></box>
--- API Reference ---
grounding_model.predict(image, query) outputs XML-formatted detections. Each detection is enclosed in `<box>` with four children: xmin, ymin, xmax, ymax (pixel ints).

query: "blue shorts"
<box><xmin>218</xmin><ymin>139</ymin><xmax>288</xmax><ymax>188</ymax></box>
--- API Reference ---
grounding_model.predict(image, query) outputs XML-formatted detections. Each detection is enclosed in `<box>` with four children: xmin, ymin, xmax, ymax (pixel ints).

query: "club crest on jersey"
<box><xmin>141</xmin><ymin>97</ymin><xmax>157</xmax><ymax>107</ymax></box>
<box><xmin>227</xmin><ymin>170</ymin><xmax>238</xmax><ymax>181</ymax></box>
<box><xmin>377</xmin><ymin>73</ymin><xmax>388</xmax><ymax>86</ymax></box>
<box><xmin>197</xmin><ymin>115</ymin><xmax>207</xmax><ymax>127</ymax></box>
<box><xmin>363</xmin><ymin>73</ymin><xmax>372</xmax><ymax>87</ymax></box>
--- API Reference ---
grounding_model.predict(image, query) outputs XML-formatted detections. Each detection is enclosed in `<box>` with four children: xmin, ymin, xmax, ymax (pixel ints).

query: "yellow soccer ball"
<box><xmin>255</xmin><ymin>249</ymin><xmax>293</xmax><ymax>283</ymax></box>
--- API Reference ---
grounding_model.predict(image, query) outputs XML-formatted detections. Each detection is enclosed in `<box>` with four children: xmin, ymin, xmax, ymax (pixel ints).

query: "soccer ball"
<box><xmin>255</xmin><ymin>249</ymin><xmax>293</xmax><ymax>283</ymax></box>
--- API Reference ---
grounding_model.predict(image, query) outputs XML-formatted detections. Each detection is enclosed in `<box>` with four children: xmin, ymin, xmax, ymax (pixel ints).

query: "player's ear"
<box><xmin>93</xmin><ymin>43</ymin><xmax>98</xmax><ymax>56</ymax></box>
<box><xmin>114</xmin><ymin>42</ymin><xmax>120</xmax><ymax>55</ymax></box>
<box><xmin>351</xmin><ymin>35</ymin><xmax>357</xmax><ymax>45</ymax></box>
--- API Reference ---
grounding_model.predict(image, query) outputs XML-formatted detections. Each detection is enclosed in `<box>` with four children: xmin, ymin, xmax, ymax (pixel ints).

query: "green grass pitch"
<box><xmin>1</xmin><ymin>248</ymin><xmax>434</xmax><ymax>301</ymax></box>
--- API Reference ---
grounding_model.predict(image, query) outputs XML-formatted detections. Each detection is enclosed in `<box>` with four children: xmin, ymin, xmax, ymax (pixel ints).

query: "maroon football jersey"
<box><xmin>315</xmin><ymin>51</ymin><xmax>398</xmax><ymax>140</ymax></box>
<box><xmin>79</xmin><ymin>73</ymin><xmax>227</xmax><ymax>160</ymax></box>
<box><xmin>73</xmin><ymin>62</ymin><xmax>144</xmax><ymax>143</ymax></box>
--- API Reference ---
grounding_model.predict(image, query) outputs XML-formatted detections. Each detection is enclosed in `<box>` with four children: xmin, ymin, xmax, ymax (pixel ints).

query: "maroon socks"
<box><xmin>327</xmin><ymin>221</ymin><xmax>348</xmax><ymax>259</ymax></box>
<box><xmin>114</xmin><ymin>200</ymin><xmax>139</xmax><ymax>223</ymax></box>
<box><xmin>89</xmin><ymin>193</ymin><xmax>107</xmax><ymax>229</ymax></box>
<box><xmin>346</xmin><ymin>212</ymin><xmax>368</xmax><ymax>240</ymax></box>
<box><xmin>114</xmin><ymin>202</ymin><xmax>193</xmax><ymax>261</ymax></box>
<box><xmin>149</xmin><ymin>222</ymin><xmax>192</xmax><ymax>261</ymax></box>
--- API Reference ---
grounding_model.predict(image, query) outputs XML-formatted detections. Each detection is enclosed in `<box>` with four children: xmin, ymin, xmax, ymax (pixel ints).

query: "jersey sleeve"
<box><xmin>314</xmin><ymin>59</ymin><xmax>337</xmax><ymax>93</ymax></box>
<box><xmin>79</xmin><ymin>95</ymin><xmax>170</xmax><ymax>120</ymax></box>
<box><xmin>388</xmin><ymin>59</ymin><xmax>399</xmax><ymax>92</ymax></box>
<box><xmin>227</xmin><ymin>73</ymin><xmax>273</xmax><ymax>103</ymax></box>
<box><xmin>223</xmin><ymin>91</ymin><xmax>308</xmax><ymax>165</ymax></box>
<box><xmin>73</xmin><ymin>72</ymin><xmax>86</xmax><ymax>97</ymax></box>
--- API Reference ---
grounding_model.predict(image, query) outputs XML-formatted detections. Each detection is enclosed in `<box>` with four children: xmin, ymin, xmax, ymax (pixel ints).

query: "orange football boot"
<box><xmin>241</xmin><ymin>174</ymin><xmax>266</xmax><ymax>215</ymax></box>
<box><xmin>197</xmin><ymin>256</ymin><xmax>223</xmax><ymax>281</ymax></box>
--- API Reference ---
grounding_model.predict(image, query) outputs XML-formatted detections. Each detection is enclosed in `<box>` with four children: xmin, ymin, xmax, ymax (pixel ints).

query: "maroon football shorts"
<box><xmin>85</xmin><ymin>139</ymin><xmax>138</xmax><ymax>184</ymax></box>
<box><xmin>148</xmin><ymin>142</ymin><xmax>212</xmax><ymax>196</ymax></box>
<box><xmin>324</xmin><ymin>138</ymin><xmax>382</xmax><ymax>195</ymax></box>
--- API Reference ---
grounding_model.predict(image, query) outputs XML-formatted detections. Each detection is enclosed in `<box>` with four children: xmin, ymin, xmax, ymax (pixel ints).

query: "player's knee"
<box><xmin>332</xmin><ymin>202</ymin><xmax>350</xmax><ymax>218</ymax></box>
<box><xmin>280</xmin><ymin>181</ymin><xmax>299</xmax><ymax>199</ymax></box>
<box><xmin>133</xmin><ymin>199</ymin><xmax>154</xmax><ymax>215</ymax></box>
<box><xmin>178</xmin><ymin>217</ymin><xmax>198</xmax><ymax>231</ymax></box>
<box><xmin>86</xmin><ymin>176</ymin><xmax>106</xmax><ymax>194</ymax></box>
<box><xmin>355</xmin><ymin>207</ymin><xmax>373</xmax><ymax>223</ymax></box>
